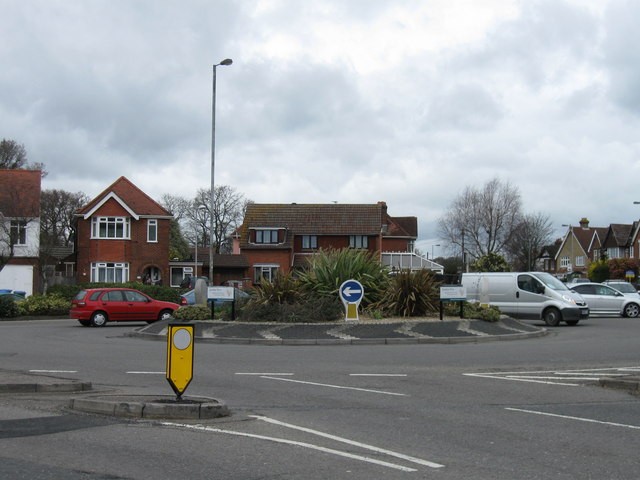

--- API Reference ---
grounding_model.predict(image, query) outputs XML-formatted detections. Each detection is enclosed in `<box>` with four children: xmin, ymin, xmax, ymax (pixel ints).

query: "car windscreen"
<box><xmin>532</xmin><ymin>272</ymin><xmax>569</xmax><ymax>291</ymax></box>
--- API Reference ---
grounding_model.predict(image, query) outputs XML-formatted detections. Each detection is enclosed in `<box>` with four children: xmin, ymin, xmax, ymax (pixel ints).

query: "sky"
<box><xmin>2</xmin><ymin>0</ymin><xmax>640</xmax><ymax>257</ymax></box>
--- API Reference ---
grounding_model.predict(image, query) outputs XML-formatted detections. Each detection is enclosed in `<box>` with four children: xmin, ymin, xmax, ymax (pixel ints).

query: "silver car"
<box><xmin>569</xmin><ymin>283</ymin><xmax>640</xmax><ymax>318</ymax></box>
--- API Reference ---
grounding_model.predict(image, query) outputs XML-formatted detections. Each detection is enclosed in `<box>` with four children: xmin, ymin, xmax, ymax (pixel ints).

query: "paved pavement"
<box><xmin>132</xmin><ymin>316</ymin><xmax>549</xmax><ymax>345</ymax></box>
<box><xmin>2</xmin><ymin>316</ymin><xmax>638</xmax><ymax>420</ymax></box>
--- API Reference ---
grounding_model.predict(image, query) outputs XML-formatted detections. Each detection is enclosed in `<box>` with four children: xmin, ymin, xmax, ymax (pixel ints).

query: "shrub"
<box><xmin>0</xmin><ymin>296</ymin><xmax>20</xmax><ymax>318</ymax></box>
<box><xmin>239</xmin><ymin>294</ymin><xmax>343</xmax><ymax>323</ymax></box>
<box><xmin>297</xmin><ymin>248</ymin><xmax>390</xmax><ymax>307</ymax></box>
<box><xmin>372</xmin><ymin>269</ymin><xmax>440</xmax><ymax>317</ymax></box>
<box><xmin>173</xmin><ymin>305</ymin><xmax>212</xmax><ymax>321</ymax></box>
<box><xmin>251</xmin><ymin>273</ymin><xmax>301</xmax><ymax>305</ymax></box>
<box><xmin>443</xmin><ymin>301</ymin><xmax>501</xmax><ymax>322</ymax></box>
<box><xmin>47</xmin><ymin>282</ymin><xmax>181</xmax><ymax>303</ymax></box>
<box><xmin>470</xmin><ymin>253</ymin><xmax>510</xmax><ymax>272</ymax></box>
<box><xmin>18</xmin><ymin>294</ymin><xmax>70</xmax><ymax>316</ymax></box>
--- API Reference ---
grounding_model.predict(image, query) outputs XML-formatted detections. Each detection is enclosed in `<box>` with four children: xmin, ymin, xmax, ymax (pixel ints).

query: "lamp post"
<box><xmin>562</xmin><ymin>224</ymin><xmax>573</xmax><ymax>275</ymax></box>
<box><xmin>431</xmin><ymin>244</ymin><xmax>440</xmax><ymax>260</ymax></box>
<box><xmin>209</xmin><ymin>58</ymin><xmax>233</xmax><ymax>284</ymax></box>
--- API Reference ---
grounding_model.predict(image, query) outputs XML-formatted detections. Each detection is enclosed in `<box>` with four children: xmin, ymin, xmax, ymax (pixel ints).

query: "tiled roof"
<box><xmin>243</xmin><ymin>204</ymin><xmax>385</xmax><ymax>234</ymax></box>
<box><xmin>77</xmin><ymin>176</ymin><xmax>171</xmax><ymax>217</ymax></box>
<box><xmin>605</xmin><ymin>223</ymin><xmax>634</xmax><ymax>247</ymax></box>
<box><xmin>387</xmin><ymin>216</ymin><xmax>418</xmax><ymax>237</ymax></box>
<box><xmin>238</xmin><ymin>203</ymin><xmax>416</xmax><ymax>248</ymax></box>
<box><xmin>0</xmin><ymin>169</ymin><xmax>41</xmax><ymax>217</ymax></box>
<box><xmin>202</xmin><ymin>253</ymin><xmax>249</xmax><ymax>268</ymax></box>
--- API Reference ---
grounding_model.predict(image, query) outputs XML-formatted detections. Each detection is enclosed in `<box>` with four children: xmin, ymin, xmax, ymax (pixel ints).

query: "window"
<box><xmin>560</xmin><ymin>256</ymin><xmax>570</xmax><ymax>267</ymax></box>
<box><xmin>254</xmin><ymin>265</ymin><xmax>279</xmax><ymax>284</ymax></box>
<box><xmin>349</xmin><ymin>235</ymin><xmax>368</xmax><ymax>249</ymax></box>
<box><xmin>607</xmin><ymin>247</ymin><xmax>622</xmax><ymax>259</ymax></box>
<box><xmin>302</xmin><ymin>235</ymin><xmax>318</xmax><ymax>249</ymax></box>
<box><xmin>255</xmin><ymin>229</ymin><xmax>279</xmax><ymax>244</ymax></box>
<box><xmin>123</xmin><ymin>290</ymin><xmax>148</xmax><ymax>302</ymax></box>
<box><xmin>575</xmin><ymin>256</ymin><xmax>585</xmax><ymax>267</ymax></box>
<box><xmin>170</xmin><ymin>267</ymin><xmax>193</xmax><ymax>287</ymax></box>
<box><xmin>10</xmin><ymin>220</ymin><xmax>27</xmax><ymax>245</ymax></box>
<box><xmin>147</xmin><ymin>219</ymin><xmax>157</xmax><ymax>243</ymax></box>
<box><xmin>517</xmin><ymin>274</ymin><xmax>542</xmax><ymax>294</ymax></box>
<box><xmin>102</xmin><ymin>290</ymin><xmax>124</xmax><ymax>301</ymax></box>
<box><xmin>91</xmin><ymin>217</ymin><xmax>130</xmax><ymax>239</ymax></box>
<box><xmin>91</xmin><ymin>262</ymin><xmax>129</xmax><ymax>283</ymax></box>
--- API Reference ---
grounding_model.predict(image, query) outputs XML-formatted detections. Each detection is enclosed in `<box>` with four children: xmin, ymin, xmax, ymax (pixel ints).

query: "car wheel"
<box><xmin>623</xmin><ymin>303</ymin><xmax>640</xmax><ymax>318</ymax></box>
<box><xmin>154</xmin><ymin>309</ymin><xmax>174</xmax><ymax>323</ymax></box>
<box><xmin>90</xmin><ymin>311</ymin><xmax>108</xmax><ymax>327</ymax></box>
<box><xmin>543</xmin><ymin>307</ymin><xmax>561</xmax><ymax>326</ymax></box>
<box><xmin>78</xmin><ymin>320</ymin><xmax>90</xmax><ymax>327</ymax></box>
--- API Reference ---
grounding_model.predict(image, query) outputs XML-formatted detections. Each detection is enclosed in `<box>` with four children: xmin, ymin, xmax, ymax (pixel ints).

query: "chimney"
<box><xmin>579</xmin><ymin>218</ymin><xmax>589</xmax><ymax>229</ymax></box>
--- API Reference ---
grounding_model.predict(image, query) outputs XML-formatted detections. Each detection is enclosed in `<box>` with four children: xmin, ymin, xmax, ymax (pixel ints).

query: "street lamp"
<box><xmin>209</xmin><ymin>58</ymin><xmax>233</xmax><ymax>284</ymax></box>
<box><xmin>431</xmin><ymin>244</ymin><xmax>440</xmax><ymax>260</ymax></box>
<box><xmin>562</xmin><ymin>224</ymin><xmax>573</xmax><ymax>275</ymax></box>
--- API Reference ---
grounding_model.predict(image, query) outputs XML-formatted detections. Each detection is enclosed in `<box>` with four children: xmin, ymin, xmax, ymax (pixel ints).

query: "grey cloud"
<box><xmin>602</xmin><ymin>1</ymin><xmax>640</xmax><ymax>114</ymax></box>
<box><xmin>422</xmin><ymin>83</ymin><xmax>503</xmax><ymax>131</ymax></box>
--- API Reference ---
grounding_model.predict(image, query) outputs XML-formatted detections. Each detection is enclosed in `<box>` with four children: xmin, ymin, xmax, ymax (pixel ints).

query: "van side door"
<box><xmin>516</xmin><ymin>274</ymin><xmax>546</xmax><ymax>319</ymax></box>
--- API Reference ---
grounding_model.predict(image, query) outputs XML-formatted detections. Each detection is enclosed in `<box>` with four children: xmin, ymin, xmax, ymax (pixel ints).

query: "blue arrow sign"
<box><xmin>339</xmin><ymin>279</ymin><xmax>364</xmax><ymax>304</ymax></box>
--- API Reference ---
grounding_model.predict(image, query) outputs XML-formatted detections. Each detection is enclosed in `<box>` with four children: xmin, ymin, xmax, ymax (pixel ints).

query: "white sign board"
<box><xmin>439</xmin><ymin>286</ymin><xmax>467</xmax><ymax>301</ymax></box>
<box><xmin>207</xmin><ymin>286</ymin><xmax>235</xmax><ymax>300</ymax></box>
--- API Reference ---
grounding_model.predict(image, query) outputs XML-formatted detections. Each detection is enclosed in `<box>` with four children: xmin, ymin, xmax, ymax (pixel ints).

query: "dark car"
<box><xmin>70</xmin><ymin>288</ymin><xmax>180</xmax><ymax>327</ymax></box>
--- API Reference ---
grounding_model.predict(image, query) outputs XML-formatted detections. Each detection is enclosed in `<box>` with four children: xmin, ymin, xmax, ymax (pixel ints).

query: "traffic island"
<box><xmin>69</xmin><ymin>394</ymin><xmax>230</xmax><ymax>419</ymax></box>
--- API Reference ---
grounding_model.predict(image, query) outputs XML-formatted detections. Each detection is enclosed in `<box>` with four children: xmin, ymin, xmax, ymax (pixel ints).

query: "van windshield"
<box><xmin>532</xmin><ymin>272</ymin><xmax>569</xmax><ymax>291</ymax></box>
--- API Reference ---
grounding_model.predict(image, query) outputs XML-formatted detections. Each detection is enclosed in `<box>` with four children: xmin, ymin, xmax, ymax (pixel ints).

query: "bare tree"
<box><xmin>40</xmin><ymin>189</ymin><xmax>89</xmax><ymax>246</ymax></box>
<box><xmin>438</xmin><ymin>178</ymin><xmax>522</xmax><ymax>261</ymax></box>
<box><xmin>159</xmin><ymin>194</ymin><xmax>191</xmax><ymax>222</ymax></box>
<box><xmin>0</xmin><ymin>139</ymin><xmax>47</xmax><ymax>176</ymax></box>
<box><xmin>159</xmin><ymin>186</ymin><xmax>249</xmax><ymax>257</ymax></box>
<box><xmin>506</xmin><ymin>212</ymin><xmax>554</xmax><ymax>271</ymax></box>
<box><xmin>0</xmin><ymin>139</ymin><xmax>27</xmax><ymax>169</ymax></box>
<box><xmin>186</xmin><ymin>185</ymin><xmax>249</xmax><ymax>254</ymax></box>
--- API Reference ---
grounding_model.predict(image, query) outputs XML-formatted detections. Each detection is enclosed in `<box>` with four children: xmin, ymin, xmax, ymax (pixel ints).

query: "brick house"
<box><xmin>233</xmin><ymin>201</ymin><xmax>440</xmax><ymax>286</ymax></box>
<box><xmin>75</xmin><ymin>177</ymin><xmax>172</xmax><ymax>285</ymax></box>
<box><xmin>0</xmin><ymin>169</ymin><xmax>41</xmax><ymax>295</ymax></box>
<box><xmin>555</xmin><ymin>218</ymin><xmax>607</xmax><ymax>278</ymax></box>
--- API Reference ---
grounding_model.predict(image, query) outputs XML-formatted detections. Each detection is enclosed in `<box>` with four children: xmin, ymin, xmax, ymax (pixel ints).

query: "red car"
<box><xmin>70</xmin><ymin>288</ymin><xmax>179</xmax><ymax>327</ymax></box>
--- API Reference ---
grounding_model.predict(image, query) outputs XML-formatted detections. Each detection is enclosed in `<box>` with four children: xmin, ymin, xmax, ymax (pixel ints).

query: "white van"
<box><xmin>461</xmin><ymin>272</ymin><xmax>589</xmax><ymax>326</ymax></box>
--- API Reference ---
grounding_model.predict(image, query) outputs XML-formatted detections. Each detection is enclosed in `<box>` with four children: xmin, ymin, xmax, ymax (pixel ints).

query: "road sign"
<box><xmin>439</xmin><ymin>285</ymin><xmax>467</xmax><ymax>301</ymax></box>
<box><xmin>339</xmin><ymin>279</ymin><xmax>364</xmax><ymax>304</ymax></box>
<box><xmin>339</xmin><ymin>279</ymin><xmax>364</xmax><ymax>321</ymax></box>
<box><xmin>166</xmin><ymin>323</ymin><xmax>194</xmax><ymax>399</ymax></box>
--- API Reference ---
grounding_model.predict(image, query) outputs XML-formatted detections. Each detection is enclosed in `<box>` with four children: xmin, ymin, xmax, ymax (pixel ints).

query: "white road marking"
<box><xmin>465</xmin><ymin>366</ymin><xmax>640</xmax><ymax>387</ymax></box>
<box><xmin>126</xmin><ymin>371</ymin><xmax>165</xmax><ymax>374</ymax></box>
<box><xmin>160</xmin><ymin>422</ymin><xmax>418</xmax><ymax>472</ymax></box>
<box><xmin>464</xmin><ymin>373</ymin><xmax>579</xmax><ymax>386</ymax></box>
<box><xmin>29</xmin><ymin>370</ymin><xmax>77</xmax><ymax>373</ymax></box>
<box><xmin>506</xmin><ymin>408</ymin><xmax>640</xmax><ymax>430</ymax></box>
<box><xmin>259</xmin><ymin>375</ymin><xmax>407</xmax><ymax>396</ymax></box>
<box><xmin>349</xmin><ymin>374</ymin><xmax>407</xmax><ymax>377</ymax></box>
<box><xmin>235</xmin><ymin>372</ymin><xmax>294</xmax><ymax>376</ymax></box>
<box><xmin>251</xmin><ymin>415</ymin><xmax>444</xmax><ymax>469</ymax></box>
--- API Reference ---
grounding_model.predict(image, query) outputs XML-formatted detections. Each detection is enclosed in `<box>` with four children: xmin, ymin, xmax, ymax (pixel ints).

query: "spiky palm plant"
<box><xmin>297</xmin><ymin>248</ymin><xmax>391</xmax><ymax>307</ymax></box>
<box><xmin>251</xmin><ymin>272</ymin><xmax>302</xmax><ymax>306</ymax></box>
<box><xmin>373</xmin><ymin>269</ymin><xmax>440</xmax><ymax>317</ymax></box>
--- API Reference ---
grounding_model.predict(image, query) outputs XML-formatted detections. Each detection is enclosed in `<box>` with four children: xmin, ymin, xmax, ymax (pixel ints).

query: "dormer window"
<box><xmin>255</xmin><ymin>229</ymin><xmax>279</xmax><ymax>244</ymax></box>
<box><xmin>91</xmin><ymin>217</ymin><xmax>130</xmax><ymax>239</ymax></box>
